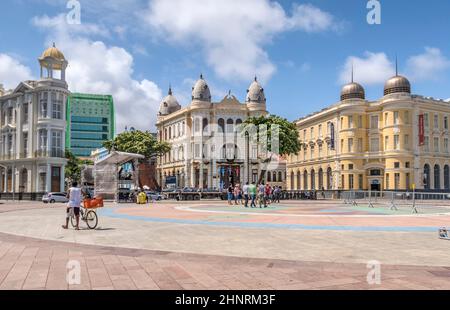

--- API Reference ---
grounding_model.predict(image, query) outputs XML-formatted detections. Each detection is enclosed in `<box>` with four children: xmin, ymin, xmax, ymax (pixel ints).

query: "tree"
<box><xmin>65</xmin><ymin>149</ymin><xmax>82</xmax><ymax>184</ymax></box>
<box><xmin>242</xmin><ymin>115</ymin><xmax>301</xmax><ymax>183</ymax></box>
<box><xmin>103</xmin><ymin>130</ymin><xmax>171</xmax><ymax>160</ymax></box>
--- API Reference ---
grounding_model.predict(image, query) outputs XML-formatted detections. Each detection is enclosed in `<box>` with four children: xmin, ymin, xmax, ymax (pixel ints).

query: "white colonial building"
<box><xmin>0</xmin><ymin>44</ymin><xmax>69</xmax><ymax>195</ymax></box>
<box><xmin>156</xmin><ymin>75</ymin><xmax>287</xmax><ymax>190</ymax></box>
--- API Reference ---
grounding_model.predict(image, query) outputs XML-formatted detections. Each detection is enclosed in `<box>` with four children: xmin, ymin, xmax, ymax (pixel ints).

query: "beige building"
<box><xmin>156</xmin><ymin>75</ymin><xmax>287</xmax><ymax>190</ymax></box>
<box><xmin>287</xmin><ymin>71</ymin><xmax>450</xmax><ymax>192</ymax></box>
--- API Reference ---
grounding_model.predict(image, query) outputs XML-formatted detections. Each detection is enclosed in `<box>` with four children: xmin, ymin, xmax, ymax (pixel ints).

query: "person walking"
<box><xmin>264</xmin><ymin>184</ymin><xmax>271</xmax><ymax>207</ymax></box>
<box><xmin>62</xmin><ymin>181</ymin><xmax>83</xmax><ymax>230</ymax></box>
<box><xmin>258</xmin><ymin>183</ymin><xmax>266</xmax><ymax>208</ymax></box>
<box><xmin>243</xmin><ymin>182</ymin><xmax>250</xmax><ymax>208</ymax></box>
<box><xmin>249</xmin><ymin>182</ymin><xmax>257</xmax><ymax>208</ymax></box>
<box><xmin>234</xmin><ymin>184</ymin><xmax>241</xmax><ymax>205</ymax></box>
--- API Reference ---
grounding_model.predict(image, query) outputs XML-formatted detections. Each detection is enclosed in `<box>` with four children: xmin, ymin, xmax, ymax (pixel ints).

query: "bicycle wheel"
<box><xmin>85</xmin><ymin>210</ymin><xmax>98</xmax><ymax>229</ymax></box>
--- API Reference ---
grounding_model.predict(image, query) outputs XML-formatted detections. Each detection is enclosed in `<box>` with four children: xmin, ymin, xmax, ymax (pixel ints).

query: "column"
<box><xmin>46</xmin><ymin>164</ymin><xmax>51</xmax><ymax>192</ymax></box>
<box><xmin>190</xmin><ymin>161</ymin><xmax>195</xmax><ymax>188</ymax></box>
<box><xmin>208</xmin><ymin>162</ymin><xmax>213</xmax><ymax>188</ymax></box>
<box><xmin>199</xmin><ymin>162</ymin><xmax>204</xmax><ymax>189</ymax></box>
<box><xmin>3</xmin><ymin>169</ymin><xmax>6</xmax><ymax>193</ymax></box>
<box><xmin>60</xmin><ymin>165</ymin><xmax>65</xmax><ymax>192</ymax></box>
<box><xmin>11</xmin><ymin>165</ymin><xmax>16</xmax><ymax>193</ymax></box>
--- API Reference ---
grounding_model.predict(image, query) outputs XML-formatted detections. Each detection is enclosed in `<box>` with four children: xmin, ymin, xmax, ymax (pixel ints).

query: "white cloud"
<box><xmin>339</xmin><ymin>52</ymin><xmax>395</xmax><ymax>85</ymax></box>
<box><xmin>32</xmin><ymin>14</ymin><xmax>162</xmax><ymax>132</ymax></box>
<box><xmin>0</xmin><ymin>54</ymin><xmax>34</xmax><ymax>90</ymax></box>
<box><xmin>406</xmin><ymin>47</ymin><xmax>450</xmax><ymax>81</ymax></box>
<box><xmin>143</xmin><ymin>0</ymin><xmax>340</xmax><ymax>83</ymax></box>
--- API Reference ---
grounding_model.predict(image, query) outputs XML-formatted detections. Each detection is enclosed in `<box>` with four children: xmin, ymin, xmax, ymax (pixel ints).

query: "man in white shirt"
<box><xmin>62</xmin><ymin>181</ymin><xmax>83</xmax><ymax>230</ymax></box>
<box><xmin>242</xmin><ymin>182</ymin><xmax>250</xmax><ymax>208</ymax></box>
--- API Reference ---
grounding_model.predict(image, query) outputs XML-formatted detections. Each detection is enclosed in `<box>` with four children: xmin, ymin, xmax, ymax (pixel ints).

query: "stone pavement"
<box><xmin>0</xmin><ymin>200</ymin><xmax>450</xmax><ymax>290</ymax></box>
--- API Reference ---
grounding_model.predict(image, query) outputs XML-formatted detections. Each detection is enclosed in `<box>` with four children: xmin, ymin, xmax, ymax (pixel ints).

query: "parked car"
<box><xmin>42</xmin><ymin>192</ymin><xmax>69</xmax><ymax>204</ymax></box>
<box><xmin>145</xmin><ymin>191</ymin><xmax>165</xmax><ymax>201</ymax></box>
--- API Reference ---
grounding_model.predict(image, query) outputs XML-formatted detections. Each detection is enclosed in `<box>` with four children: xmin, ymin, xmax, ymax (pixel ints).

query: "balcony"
<box><xmin>34</xmin><ymin>149</ymin><xmax>65</xmax><ymax>158</ymax></box>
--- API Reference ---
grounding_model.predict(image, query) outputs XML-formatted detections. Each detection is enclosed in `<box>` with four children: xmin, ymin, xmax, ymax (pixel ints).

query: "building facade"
<box><xmin>66</xmin><ymin>93</ymin><xmax>115</xmax><ymax>158</ymax></box>
<box><xmin>0</xmin><ymin>45</ymin><xmax>69</xmax><ymax>194</ymax></box>
<box><xmin>287</xmin><ymin>71</ymin><xmax>450</xmax><ymax>192</ymax></box>
<box><xmin>156</xmin><ymin>75</ymin><xmax>286</xmax><ymax>190</ymax></box>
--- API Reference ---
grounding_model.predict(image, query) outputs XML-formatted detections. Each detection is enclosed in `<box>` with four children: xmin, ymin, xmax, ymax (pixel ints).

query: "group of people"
<box><xmin>227</xmin><ymin>183</ymin><xmax>282</xmax><ymax>208</ymax></box>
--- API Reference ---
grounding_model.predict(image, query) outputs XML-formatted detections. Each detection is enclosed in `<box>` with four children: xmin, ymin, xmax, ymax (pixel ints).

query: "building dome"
<box><xmin>41</xmin><ymin>43</ymin><xmax>66</xmax><ymax>61</ymax></box>
<box><xmin>246</xmin><ymin>77</ymin><xmax>266</xmax><ymax>103</ymax></box>
<box><xmin>159</xmin><ymin>87</ymin><xmax>181</xmax><ymax>116</ymax></box>
<box><xmin>384</xmin><ymin>75</ymin><xmax>411</xmax><ymax>96</ymax></box>
<box><xmin>192</xmin><ymin>74</ymin><xmax>211</xmax><ymax>102</ymax></box>
<box><xmin>340</xmin><ymin>82</ymin><xmax>365</xmax><ymax>101</ymax></box>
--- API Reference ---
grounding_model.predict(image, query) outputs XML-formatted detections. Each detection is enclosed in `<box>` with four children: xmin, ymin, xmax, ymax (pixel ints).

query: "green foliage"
<box><xmin>65</xmin><ymin>149</ymin><xmax>82</xmax><ymax>184</ymax></box>
<box><xmin>242</xmin><ymin>115</ymin><xmax>301</xmax><ymax>156</ymax></box>
<box><xmin>103</xmin><ymin>130</ymin><xmax>171</xmax><ymax>159</ymax></box>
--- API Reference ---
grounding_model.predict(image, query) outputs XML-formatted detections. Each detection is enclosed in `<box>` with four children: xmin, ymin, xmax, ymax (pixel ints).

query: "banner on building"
<box><xmin>418</xmin><ymin>114</ymin><xmax>425</xmax><ymax>146</ymax></box>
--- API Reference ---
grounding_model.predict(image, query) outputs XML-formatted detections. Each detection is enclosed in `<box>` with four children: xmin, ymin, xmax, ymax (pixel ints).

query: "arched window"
<box><xmin>303</xmin><ymin>170</ymin><xmax>308</xmax><ymax>190</ymax></box>
<box><xmin>311</xmin><ymin>169</ymin><xmax>316</xmax><ymax>190</ymax></box>
<box><xmin>226</xmin><ymin>119</ymin><xmax>234</xmax><ymax>133</ymax></box>
<box><xmin>278</xmin><ymin>171</ymin><xmax>283</xmax><ymax>182</ymax></box>
<box><xmin>218</xmin><ymin>118</ymin><xmax>225</xmax><ymax>133</ymax></box>
<box><xmin>424</xmin><ymin>164</ymin><xmax>431</xmax><ymax>190</ymax></box>
<box><xmin>327</xmin><ymin>168</ymin><xmax>333</xmax><ymax>190</ymax></box>
<box><xmin>297</xmin><ymin>171</ymin><xmax>301</xmax><ymax>190</ymax></box>
<box><xmin>445</xmin><ymin>165</ymin><xmax>450</xmax><ymax>190</ymax></box>
<box><xmin>267</xmin><ymin>172</ymin><xmax>271</xmax><ymax>182</ymax></box>
<box><xmin>290</xmin><ymin>171</ymin><xmax>295</xmax><ymax>190</ymax></box>
<box><xmin>194</xmin><ymin>118</ymin><xmax>200</xmax><ymax>133</ymax></box>
<box><xmin>318</xmin><ymin>168</ymin><xmax>324</xmax><ymax>190</ymax></box>
<box><xmin>434</xmin><ymin>165</ymin><xmax>441</xmax><ymax>190</ymax></box>
<box><xmin>202</xmin><ymin>118</ymin><xmax>208</xmax><ymax>132</ymax></box>
<box><xmin>273</xmin><ymin>171</ymin><xmax>277</xmax><ymax>182</ymax></box>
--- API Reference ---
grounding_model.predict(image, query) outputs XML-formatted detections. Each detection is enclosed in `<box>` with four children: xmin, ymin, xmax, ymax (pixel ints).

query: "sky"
<box><xmin>0</xmin><ymin>0</ymin><xmax>449</xmax><ymax>132</ymax></box>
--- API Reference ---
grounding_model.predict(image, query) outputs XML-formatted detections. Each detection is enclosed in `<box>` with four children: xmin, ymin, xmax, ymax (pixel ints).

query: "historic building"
<box><xmin>287</xmin><ymin>68</ymin><xmax>450</xmax><ymax>192</ymax></box>
<box><xmin>156</xmin><ymin>75</ymin><xmax>287</xmax><ymax>190</ymax></box>
<box><xmin>66</xmin><ymin>93</ymin><xmax>115</xmax><ymax>158</ymax></box>
<box><xmin>0</xmin><ymin>44</ymin><xmax>69</xmax><ymax>194</ymax></box>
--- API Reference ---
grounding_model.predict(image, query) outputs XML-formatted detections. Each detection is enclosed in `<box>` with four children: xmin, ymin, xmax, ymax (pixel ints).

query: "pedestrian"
<box><xmin>249</xmin><ymin>182</ymin><xmax>257</xmax><ymax>208</ymax></box>
<box><xmin>227</xmin><ymin>185</ymin><xmax>234</xmax><ymax>205</ymax></box>
<box><xmin>243</xmin><ymin>182</ymin><xmax>249</xmax><ymax>208</ymax></box>
<box><xmin>264</xmin><ymin>184</ymin><xmax>271</xmax><ymax>207</ymax></box>
<box><xmin>258</xmin><ymin>183</ymin><xmax>266</xmax><ymax>208</ymax></box>
<box><xmin>62</xmin><ymin>181</ymin><xmax>83</xmax><ymax>230</ymax></box>
<box><xmin>234</xmin><ymin>184</ymin><xmax>241</xmax><ymax>205</ymax></box>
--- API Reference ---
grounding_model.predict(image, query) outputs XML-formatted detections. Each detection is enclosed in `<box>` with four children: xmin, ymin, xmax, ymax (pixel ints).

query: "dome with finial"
<box><xmin>41</xmin><ymin>43</ymin><xmax>66</xmax><ymax>61</ymax></box>
<box><xmin>159</xmin><ymin>86</ymin><xmax>181</xmax><ymax>116</ymax></box>
<box><xmin>384</xmin><ymin>57</ymin><xmax>411</xmax><ymax>95</ymax></box>
<box><xmin>340</xmin><ymin>66</ymin><xmax>365</xmax><ymax>101</ymax></box>
<box><xmin>192</xmin><ymin>74</ymin><xmax>211</xmax><ymax>102</ymax></box>
<box><xmin>246</xmin><ymin>76</ymin><xmax>266</xmax><ymax>104</ymax></box>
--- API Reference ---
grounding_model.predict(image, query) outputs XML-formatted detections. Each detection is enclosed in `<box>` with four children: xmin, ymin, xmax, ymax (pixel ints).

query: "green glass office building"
<box><xmin>66</xmin><ymin>93</ymin><xmax>115</xmax><ymax>157</ymax></box>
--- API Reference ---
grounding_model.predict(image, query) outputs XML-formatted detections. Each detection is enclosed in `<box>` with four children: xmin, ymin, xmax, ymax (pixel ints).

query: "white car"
<box><xmin>42</xmin><ymin>192</ymin><xmax>69</xmax><ymax>204</ymax></box>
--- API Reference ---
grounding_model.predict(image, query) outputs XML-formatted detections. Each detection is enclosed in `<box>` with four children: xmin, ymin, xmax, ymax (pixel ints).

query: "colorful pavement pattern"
<box><xmin>0</xmin><ymin>200</ymin><xmax>450</xmax><ymax>289</ymax></box>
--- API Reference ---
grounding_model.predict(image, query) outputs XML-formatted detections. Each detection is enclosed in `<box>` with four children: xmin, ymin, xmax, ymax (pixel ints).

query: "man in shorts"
<box><xmin>62</xmin><ymin>181</ymin><xmax>83</xmax><ymax>230</ymax></box>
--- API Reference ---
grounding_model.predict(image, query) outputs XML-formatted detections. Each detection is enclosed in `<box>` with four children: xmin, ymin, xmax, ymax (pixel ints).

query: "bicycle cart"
<box><xmin>70</xmin><ymin>197</ymin><xmax>104</xmax><ymax>230</ymax></box>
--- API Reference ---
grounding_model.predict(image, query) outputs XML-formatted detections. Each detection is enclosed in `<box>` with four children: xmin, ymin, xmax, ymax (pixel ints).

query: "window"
<box><xmin>23</xmin><ymin>104</ymin><xmax>28</xmax><ymax>124</ymax></box>
<box><xmin>52</xmin><ymin>103</ymin><xmax>62</xmax><ymax>119</ymax></box>
<box><xmin>385</xmin><ymin>136</ymin><xmax>389</xmax><ymax>150</ymax></box>
<box><xmin>348</xmin><ymin>116</ymin><xmax>353</xmax><ymax>129</ymax></box>
<box><xmin>40</xmin><ymin>93</ymin><xmax>48</xmax><ymax>118</ymax></box>
<box><xmin>406</xmin><ymin>173</ymin><xmax>411</xmax><ymax>190</ymax></box>
<box><xmin>424</xmin><ymin>113</ymin><xmax>429</xmax><ymax>128</ymax></box>
<box><xmin>404</xmin><ymin>134</ymin><xmax>410</xmax><ymax>150</ymax></box>
<box><xmin>386</xmin><ymin>174</ymin><xmax>390</xmax><ymax>190</ymax></box>
<box><xmin>370</xmin><ymin>138</ymin><xmax>379</xmax><ymax>152</ymax></box>
<box><xmin>194</xmin><ymin>144</ymin><xmax>200</xmax><ymax>158</ymax></box>
<box><xmin>358</xmin><ymin>174</ymin><xmax>363</xmax><ymax>190</ymax></box>
<box><xmin>404</xmin><ymin>111</ymin><xmax>410</xmax><ymax>124</ymax></box>
<box><xmin>358</xmin><ymin>138</ymin><xmax>363</xmax><ymax>152</ymax></box>
<box><xmin>434</xmin><ymin>114</ymin><xmax>439</xmax><ymax>129</ymax></box>
<box><xmin>434</xmin><ymin>137</ymin><xmax>440</xmax><ymax>153</ymax></box>
<box><xmin>349</xmin><ymin>174</ymin><xmax>354</xmax><ymax>190</ymax></box>
<box><xmin>358</xmin><ymin>115</ymin><xmax>363</xmax><ymax>128</ymax></box>
<box><xmin>23</xmin><ymin>133</ymin><xmax>28</xmax><ymax>157</ymax></box>
<box><xmin>394</xmin><ymin>135</ymin><xmax>400</xmax><ymax>150</ymax></box>
<box><xmin>394</xmin><ymin>111</ymin><xmax>399</xmax><ymax>125</ymax></box>
<box><xmin>405</xmin><ymin>162</ymin><xmax>410</xmax><ymax>168</ymax></box>
<box><xmin>424</xmin><ymin>136</ymin><xmax>430</xmax><ymax>152</ymax></box>
<box><xmin>394</xmin><ymin>162</ymin><xmax>400</xmax><ymax>169</ymax></box>
<box><xmin>370</xmin><ymin>115</ymin><xmax>379</xmax><ymax>129</ymax></box>
<box><xmin>445</xmin><ymin>116</ymin><xmax>449</xmax><ymax>130</ymax></box>
<box><xmin>348</xmin><ymin>164</ymin><xmax>354</xmax><ymax>170</ymax></box>
<box><xmin>340</xmin><ymin>139</ymin><xmax>344</xmax><ymax>152</ymax></box>
<box><xmin>39</xmin><ymin>129</ymin><xmax>48</xmax><ymax>150</ymax></box>
<box><xmin>310</xmin><ymin>127</ymin><xmax>314</xmax><ymax>140</ymax></box>
<box><xmin>318</xmin><ymin>124</ymin><xmax>322</xmax><ymax>138</ymax></box>
<box><xmin>445</xmin><ymin>138</ymin><xmax>449</xmax><ymax>154</ymax></box>
<box><xmin>318</xmin><ymin>145</ymin><xmax>323</xmax><ymax>158</ymax></box>
<box><xmin>395</xmin><ymin>173</ymin><xmax>400</xmax><ymax>190</ymax></box>
<box><xmin>310</xmin><ymin>148</ymin><xmax>314</xmax><ymax>160</ymax></box>
<box><xmin>385</xmin><ymin>113</ymin><xmax>388</xmax><ymax>126</ymax></box>
<box><xmin>51</xmin><ymin>131</ymin><xmax>62</xmax><ymax>157</ymax></box>
<box><xmin>194</xmin><ymin>119</ymin><xmax>200</xmax><ymax>133</ymax></box>
<box><xmin>348</xmin><ymin>138</ymin><xmax>353</xmax><ymax>153</ymax></box>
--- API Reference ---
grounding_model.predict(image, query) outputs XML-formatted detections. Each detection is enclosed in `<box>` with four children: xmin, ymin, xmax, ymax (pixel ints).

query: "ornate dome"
<box><xmin>246</xmin><ymin>77</ymin><xmax>266</xmax><ymax>103</ymax></box>
<box><xmin>340</xmin><ymin>82</ymin><xmax>365</xmax><ymax>101</ymax></box>
<box><xmin>159</xmin><ymin>87</ymin><xmax>181</xmax><ymax>116</ymax></box>
<box><xmin>192</xmin><ymin>74</ymin><xmax>211</xmax><ymax>102</ymax></box>
<box><xmin>41</xmin><ymin>43</ymin><xmax>66</xmax><ymax>61</ymax></box>
<box><xmin>384</xmin><ymin>75</ymin><xmax>411</xmax><ymax>96</ymax></box>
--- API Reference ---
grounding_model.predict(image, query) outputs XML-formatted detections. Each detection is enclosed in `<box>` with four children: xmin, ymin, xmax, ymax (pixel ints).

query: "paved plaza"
<box><xmin>0</xmin><ymin>199</ymin><xmax>450</xmax><ymax>290</ymax></box>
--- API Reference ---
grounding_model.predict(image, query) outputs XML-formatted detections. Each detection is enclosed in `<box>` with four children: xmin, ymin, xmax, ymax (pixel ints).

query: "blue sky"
<box><xmin>1</xmin><ymin>0</ymin><xmax>449</xmax><ymax>131</ymax></box>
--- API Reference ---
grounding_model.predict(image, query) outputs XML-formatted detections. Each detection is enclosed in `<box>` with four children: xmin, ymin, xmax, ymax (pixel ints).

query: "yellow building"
<box><xmin>287</xmin><ymin>72</ymin><xmax>450</xmax><ymax>192</ymax></box>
